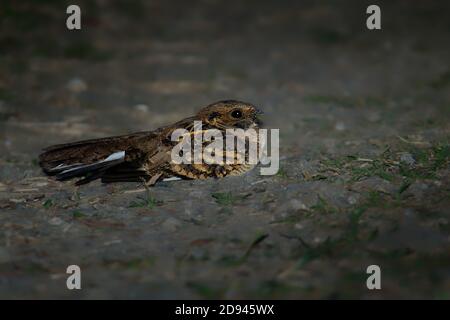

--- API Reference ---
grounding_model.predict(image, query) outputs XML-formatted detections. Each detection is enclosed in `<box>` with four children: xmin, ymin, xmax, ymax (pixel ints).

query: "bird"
<box><xmin>38</xmin><ymin>100</ymin><xmax>263</xmax><ymax>186</ymax></box>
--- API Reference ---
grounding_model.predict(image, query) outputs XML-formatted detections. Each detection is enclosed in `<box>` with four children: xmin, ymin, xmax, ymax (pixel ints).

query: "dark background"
<box><xmin>0</xmin><ymin>0</ymin><xmax>449</xmax><ymax>299</ymax></box>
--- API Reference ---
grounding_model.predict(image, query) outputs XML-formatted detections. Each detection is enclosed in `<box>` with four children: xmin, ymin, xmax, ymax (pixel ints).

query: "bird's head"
<box><xmin>197</xmin><ymin>100</ymin><xmax>263</xmax><ymax>130</ymax></box>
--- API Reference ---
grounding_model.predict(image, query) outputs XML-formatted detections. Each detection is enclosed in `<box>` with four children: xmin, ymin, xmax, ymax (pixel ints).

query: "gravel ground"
<box><xmin>0</xmin><ymin>0</ymin><xmax>449</xmax><ymax>299</ymax></box>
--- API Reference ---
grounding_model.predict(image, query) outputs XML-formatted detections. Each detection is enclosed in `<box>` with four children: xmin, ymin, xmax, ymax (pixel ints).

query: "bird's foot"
<box><xmin>145</xmin><ymin>173</ymin><xmax>163</xmax><ymax>187</ymax></box>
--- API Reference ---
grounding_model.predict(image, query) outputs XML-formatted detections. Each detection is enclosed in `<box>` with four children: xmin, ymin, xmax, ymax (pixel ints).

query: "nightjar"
<box><xmin>39</xmin><ymin>100</ymin><xmax>263</xmax><ymax>186</ymax></box>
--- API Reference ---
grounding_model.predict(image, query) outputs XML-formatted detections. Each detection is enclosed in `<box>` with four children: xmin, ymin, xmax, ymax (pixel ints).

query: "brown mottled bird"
<box><xmin>39</xmin><ymin>100</ymin><xmax>263</xmax><ymax>186</ymax></box>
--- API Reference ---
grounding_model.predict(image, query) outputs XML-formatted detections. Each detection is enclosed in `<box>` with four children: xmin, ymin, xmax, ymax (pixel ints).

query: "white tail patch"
<box><xmin>57</xmin><ymin>151</ymin><xmax>125</xmax><ymax>175</ymax></box>
<box><xmin>162</xmin><ymin>177</ymin><xmax>182</xmax><ymax>182</ymax></box>
<box><xmin>47</xmin><ymin>162</ymin><xmax>83</xmax><ymax>173</ymax></box>
<box><xmin>104</xmin><ymin>151</ymin><xmax>125</xmax><ymax>162</ymax></box>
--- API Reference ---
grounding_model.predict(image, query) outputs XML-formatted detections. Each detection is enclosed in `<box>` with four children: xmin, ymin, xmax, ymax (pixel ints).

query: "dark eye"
<box><xmin>231</xmin><ymin>109</ymin><xmax>242</xmax><ymax>118</ymax></box>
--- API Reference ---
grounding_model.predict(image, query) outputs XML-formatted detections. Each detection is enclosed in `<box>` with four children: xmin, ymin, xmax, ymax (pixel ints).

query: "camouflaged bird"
<box><xmin>39</xmin><ymin>100</ymin><xmax>263</xmax><ymax>186</ymax></box>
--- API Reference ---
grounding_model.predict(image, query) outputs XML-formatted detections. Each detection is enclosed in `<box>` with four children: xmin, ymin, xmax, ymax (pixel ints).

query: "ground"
<box><xmin>0</xmin><ymin>0</ymin><xmax>449</xmax><ymax>299</ymax></box>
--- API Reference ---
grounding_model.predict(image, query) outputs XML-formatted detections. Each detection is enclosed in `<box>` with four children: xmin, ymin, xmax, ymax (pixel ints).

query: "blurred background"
<box><xmin>0</xmin><ymin>0</ymin><xmax>449</xmax><ymax>299</ymax></box>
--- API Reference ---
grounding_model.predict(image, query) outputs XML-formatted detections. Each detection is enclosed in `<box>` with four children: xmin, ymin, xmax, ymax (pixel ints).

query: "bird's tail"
<box><xmin>38</xmin><ymin>137</ymin><xmax>127</xmax><ymax>185</ymax></box>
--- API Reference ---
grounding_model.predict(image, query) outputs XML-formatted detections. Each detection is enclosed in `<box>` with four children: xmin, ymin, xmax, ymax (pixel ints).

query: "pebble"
<box><xmin>48</xmin><ymin>217</ymin><xmax>63</xmax><ymax>226</ymax></box>
<box><xmin>433</xmin><ymin>181</ymin><xmax>442</xmax><ymax>187</ymax></box>
<box><xmin>190</xmin><ymin>247</ymin><xmax>208</xmax><ymax>260</ymax></box>
<box><xmin>404</xmin><ymin>208</ymin><xmax>416</xmax><ymax>217</ymax></box>
<box><xmin>290</xmin><ymin>199</ymin><xmax>307</xmax><ymax>210</ymax></box>
<box><xmin>404</xmin><ymin>182</ymin><xmax>428</xmax><ymax>199</ymax></box>
<box><xmin>400</xmin><ymin>153</ymin><xmax>416</xmax><ymax>166</ymax></box>
<box><xmin>351</xmin><ymin>176</ymin><xmax>396</xmax><ymax>194</ymax></box>
<box><xmin>10</xmin><ymin>198</ymin><xmax>26</xmax><ymax>204</ymax></box>
<box><xmin>103</xmin><ymin>239</ymin><xmax>122</xmax><ymax>246</ymax></box>
<box><xmin>347</xmin><ymin>194</ymin><xmax>359</xmax><ymax>205</ymax></box>
<box><xmin>134</xmin><ymin>104</ymin><xmax>149</xmax><ymax>113</ymax></box>
<box><xmin>34</xmin><ymin>182</ymin><xmax>49</xmax><ymax>187</ymax></box>
<box><xmin>334</xmin><ymin>121</ymin><xmax>346</xmax><ymax>131</ymax></box>
<box><xmin>161</xmin><ymin>217</ymin><xmax>182</xmax><ymax>232</ymax></box>
<box><xmin>366</xmin><ymin>111</ymin><xmax>381</xmax><ymax>122</ymax></box>
<box><xmin>313</xmin><ymin>237</ymin><xmax>322</xmax><ymax>243</ymax></box>
<box><xmin>66</xmin><ymin>78</ymin><xmax>87</xmax><ymax>93</ymax></box>
<box><xmin>50</xmin><ymin>274</ymin><xmax>66</xmax><ymax>280</ymax></box>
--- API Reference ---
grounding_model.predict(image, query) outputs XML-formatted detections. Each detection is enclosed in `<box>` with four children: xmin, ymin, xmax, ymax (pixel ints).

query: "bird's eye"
<box><xmin>231</xmin><ymin>109</ymin><xmax>242</xmax><ymax>118</ymax></box>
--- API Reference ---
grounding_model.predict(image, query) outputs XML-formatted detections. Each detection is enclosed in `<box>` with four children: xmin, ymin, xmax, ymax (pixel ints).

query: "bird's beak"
<box><xmin>255</xmin><ymin>108</ymin><xmax>264</xmax><ymax>115</ymax></box>
<box><xmin>253</xmin><ymin>108</ymin><xmax>264</xmax><ymax>126</ymax></box>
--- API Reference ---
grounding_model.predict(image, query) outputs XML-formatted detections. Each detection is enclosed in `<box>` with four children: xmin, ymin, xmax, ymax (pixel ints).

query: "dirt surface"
<box><xmin>0</xmin><ymin>0</ymin><xmax>449</xmax><ymax>299</ymax></box>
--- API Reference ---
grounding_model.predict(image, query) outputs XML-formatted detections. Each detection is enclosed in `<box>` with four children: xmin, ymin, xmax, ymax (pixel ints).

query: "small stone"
<box><xmin>134</xmin><ymin>104</ymin><xmax>149</xmax><ymax>113</ymax></box>
<box><xmin>34</xmin><ymin>182</ymin><xmax>48</xmax><ymax>188</ymax></box>
<box><xmin>0</xmin><ymin>201</ymin><xmax>11</xmax><ymax>209</ymax></box>
<box><xmin>351</xmin><ymin>177</ymin><xmax>396</xmax><ymax>194</ymax></box>
<box><xmin>253</xmin><ymin>185</ymin><xmax>266</xmax><ymax>193</ymax></box>
<box><xmin>334</xmin><ymin>121</ymin><xmax>346</xmax><ymax>131</ymax></box>
<box><xmin>366</xmin><ymin>111</ymin><xmax>381</xmax><ymax>122</ymax></box>
<box><xmin>404</xmin><ymin>209</ymin><xmax>415</xmax><ymax>217</ymax></box>
<box><xmin>10</xmin><ymin>198</ymin><xmax>26</xmax><ymax>204</ymax></box>
<box><xmin>48</xmin><ymin>217</ymin><xmax>63</xmax><ymax>226</ymax></box>
<box><xmin>347</xmin><ymin>194</ymin><xmax>359</xmax><ymax>205</ymax></box>
<box><xmin>50</xmin><ymin>274</ymin><xmax>66</xmax><ymax>280</ymax></box>
<box><xmin>290</xmin><ymin>199</ymin><xmax>307</xmax><ymax>211</ymax></box>
<box><xmin>103</xmin><ymin>239</ymin><xmax>122</xmax><ymax>246</ymax></box>
<box><xmin>161</xmin><ymin>217</ymin><xmax>182</xmax><ymax>232</ymax></box>
<box><xmin>433</xmin><ymin>181</ymin><xmax>442</xmax><ymax>187</ymax></box>
<box><xmin>294</xmin><ymin>223</ymin><xmax>304</xmax><ymax>230</ymax></box>
<box><xmin>190</xmin><ymin>247</ymin><xmax>208</xmax><ymax>260</ymax></box>
<box><xmin>400</xmin><ymin>153</ymin><xmax>416</xmax><ymax>166</ymax></box>
<box><xmin>404</xmin><ymin>182</ymin><xmax>428</xmax><ymax>199</ymax></box>
<box><xmin>66</xmin><ymin>78</ymin><xmax>87</xmax><ymax>93</ymax></box>
<box><xmin>32</xmin><ymin>194</ymin><xmax>45</xmax><ymax>200</ymax></box>
<box><xmin>279</xmin><ymin>212</ymin><xmax>289</xmax><ymax>219</ymax></box>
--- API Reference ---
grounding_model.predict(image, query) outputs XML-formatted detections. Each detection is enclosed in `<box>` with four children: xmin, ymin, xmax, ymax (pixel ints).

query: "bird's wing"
<box><xmin>100</xmin><ymin>144</ymin><xmax>172</xmax><ymax>184</ymax></box>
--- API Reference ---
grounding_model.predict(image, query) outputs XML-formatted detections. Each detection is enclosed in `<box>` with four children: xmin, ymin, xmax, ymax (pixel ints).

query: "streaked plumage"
<box><xmin>39</xmin><ymin>100</ymin><xmax>262</xmax><ymax>186</ymax></box>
